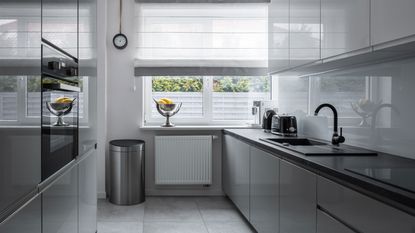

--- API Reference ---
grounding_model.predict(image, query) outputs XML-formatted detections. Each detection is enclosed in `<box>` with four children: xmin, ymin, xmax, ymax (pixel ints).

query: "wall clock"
<box><xmin>113</xmin><ymin>0</ymin><xmax>127</xmax><ymax>49</ymax></box>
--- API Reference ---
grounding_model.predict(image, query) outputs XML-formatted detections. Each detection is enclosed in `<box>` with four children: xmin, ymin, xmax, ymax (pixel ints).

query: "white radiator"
<box><xmin>155</xmin><ymin>135</ymin><xmax>213</xmax><ymax>185</ymax></box>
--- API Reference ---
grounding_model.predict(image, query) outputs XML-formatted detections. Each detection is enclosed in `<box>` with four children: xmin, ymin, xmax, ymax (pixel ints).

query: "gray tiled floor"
<box><xmin>97</xmin><ymin>196</ymin><xmax>255</xmax><ymax>233</ymax></box>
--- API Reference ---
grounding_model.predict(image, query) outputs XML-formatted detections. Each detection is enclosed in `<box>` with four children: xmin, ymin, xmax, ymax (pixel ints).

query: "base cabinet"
<box><xmin>317</xmin><ymin>210</ymin><xmax>355</xmax><ymax>233</ymax></box>
<box><xmin>280</xmin><ymin>160</ymin><xmax>317</xmax><ymax>233</ymax></box>
<box><xmin>250</xmin><ymin>147</ymin><xmax>279</xmax><ymax>233</ymax></box>
<box><xmin>78</xmin><ymin>150</ymin><xmax>97</xmax><ymax>233</ymax></box>
<box><xmin>42</xmin><ymin>165</ymin><xmax>78</xmax><ymax>233</ymax></box>
<box><xmin>318</xmin><ymin>176</ymin><xmax>415</xmax><ymax>233</ymax></box>
<box><xmin>0</xmin><ymin>196</ymin><xmax>41</xmax><ymax>233</ymax></box>
<box><xmin>223</xmin><ymin>135</ymin><xmax>250</xmax><ymax>220</ymax></box>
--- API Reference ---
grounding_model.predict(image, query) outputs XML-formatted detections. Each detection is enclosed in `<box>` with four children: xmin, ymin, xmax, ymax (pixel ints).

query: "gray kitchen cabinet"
<box><xmin>223</xmin><ymin>135</ymin><xmax>250</xmax><ymax>220</ymax></box>
<box><xmin>318</xmin><ymin>176</ymin><xmax>415</xmax><ymax>233</ymax></box>
<box><xmin>78</xmin><ymin>149</ymin><xmax>97</xmax><ymax>233</ymax></box>
<box><xmin>0</xmin><ymin>196</ymin><xmax>41</xmax><ymax>233</ymax></box>
<box><xmin>42</xmin><ymin>165</ymin><xmax>78</xmax><ymax>233</ymax></box>
<box><xmin>371</xmin><ymin>0</ymin><xmax>415</xmax><ymax>46</ymax></box>
<box><xmin>289</xmin><ymin>0</ymin><xmax>321</xmax><ymax>67</ymax></box>
<box><xmin>321</xmin><ymin>0</ymin><xmax>370</xmax><ymax>58</ymax></box>
<box><xmin>280</xmin><ymin>160</ymin><xmax>317</xmax><ymax>233</ymax></box>
<box><xmin>250</xmin><ymin>146</ymin><xmax>279</xmax><ymax>233</ymax></box>
<box><xmin>317</xmin><ymin>210</ymin><xmax>355</xmax><ymax>233</ymax></box>
<box><xmin>268</xmin><ymin>0</ymin><xmax>290</xmax><ymax>73</ymax></box>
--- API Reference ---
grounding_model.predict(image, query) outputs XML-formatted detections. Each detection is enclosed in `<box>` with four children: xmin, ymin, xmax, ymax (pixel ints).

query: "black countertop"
<box><xmin>223</xmin><ymin>129</ymin><xmax>415</xmax><ymax>216</ymax></box>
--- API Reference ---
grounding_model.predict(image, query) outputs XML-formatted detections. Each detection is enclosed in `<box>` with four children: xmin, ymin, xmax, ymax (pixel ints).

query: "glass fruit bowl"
<box><xmin>153</xmin><ymin>98</ymin><xmax>182</xmax><ymax>127</ymax></box>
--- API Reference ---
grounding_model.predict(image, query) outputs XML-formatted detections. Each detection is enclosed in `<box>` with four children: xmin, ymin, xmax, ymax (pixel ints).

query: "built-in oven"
<box><xmin>41</xmin><ymin>39</ymin><xmax>80</xmax><ymax>181</ymax></box>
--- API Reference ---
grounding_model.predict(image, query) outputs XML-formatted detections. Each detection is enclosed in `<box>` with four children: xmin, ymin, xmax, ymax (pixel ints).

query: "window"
<box><xmin>136</xmin><ymin>2</ymin><xmax>270</xmax><ymax>125</ymax></box>
<box><xmin>144</xmin><ymin>76</ymin><xmax>270</xmax><ymax>125</ymax></box>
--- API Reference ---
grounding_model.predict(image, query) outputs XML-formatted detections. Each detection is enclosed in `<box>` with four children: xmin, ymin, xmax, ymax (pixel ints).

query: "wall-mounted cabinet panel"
<box><xmin>269</xmin><ymin>0</ymin><xmax>290</xmax><ymax>72</ymax></box>
<box><xmin>0</xmin><ymin>197</ymin><xmax>41</xmax><ymax>233</ymax></box>
<box><xmin>42</xmin><ymin>165</ymin><xmax>78</xmax><ymax>233</ymax></box>
<box><xmin>250</xmin><ymin>146</ymin><xmax>279</xmax><ymax>233</ymax></box>
<box><xmin>42</xmin><ymin>0</ymin><xmax>78</xmax><ymax>57</ymax></box>
<box><xmin>289</xmin><ymin>0</ymin><xmax>321</xmax><ymax>67</ymax></box>
<box><xmin>371</xmin><ymin>0</ymin><xmax>415</xmax><ymax>46</ymax></box>
<box><xmin>321</xmin><ymin>0</ymin><xmax>370</xmax><ymax>58</ymax></box>
<box><xmin>223</xmin><ymin>135</ymin><xmax>250</xmax><ymax>220</ymax></box>
<box><xmin>280</xmin><ymin>160</ymin><xmax>317</xmax><ymax>233</ymax></box>
<box><xmin>318</xmin><ymin>176</ymin><xmax>415</xmax><ymax>233</ymax></box>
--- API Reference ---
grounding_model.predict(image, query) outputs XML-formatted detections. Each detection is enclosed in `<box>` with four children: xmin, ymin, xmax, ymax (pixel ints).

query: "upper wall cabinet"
<box><xmin>42</xmin><ymin>0</ymin><xmax>78</xmax><ymax>57</ymax></box>
<box><xmin>321</xmin><ymin>0</ymin><xmax>370</xmax><ymax>59</ymax></box>
<box><xmin>268</xmin><ymin>0</ymin><xmax>290</xmax><ymax>72</ymax></box>
<box><xmin>371</xmin><ymin>0</ymin><xmax>415</xmax><ymax>46</ymax></box>
<box><xmin>289</xmin><ymin>0</ymin><xmax>321</xmax><ymax>67</ymax></box>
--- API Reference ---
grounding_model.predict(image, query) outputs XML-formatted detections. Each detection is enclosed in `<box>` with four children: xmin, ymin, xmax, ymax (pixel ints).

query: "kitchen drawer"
<box><xmin>317</xmin><ymin>209</ymin><xmax>355</xmax><ymax>233</ymax></box>
<box><xmin>318</xmin><ymin>177</ymin><xmax>415</xmax><ymax>233</ymax></box>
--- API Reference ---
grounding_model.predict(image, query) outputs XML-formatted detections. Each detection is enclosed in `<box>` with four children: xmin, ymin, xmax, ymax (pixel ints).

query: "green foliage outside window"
<box><xmin>152</xmin><ymin>76</ymin><xmax>203</xmax><ymax>92</ymax></box>
<box><xmin>0</xmin><ymin>76</ymin><xmax>17</xmax><ymax>92</ymax></box>
<box><xmin>152</xmin><ymin>76</ymin><xmax>269</xmax><ymax>93</ymax></box>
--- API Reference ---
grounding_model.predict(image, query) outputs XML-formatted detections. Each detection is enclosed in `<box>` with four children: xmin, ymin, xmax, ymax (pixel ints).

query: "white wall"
<box><xmin>98</xmin><ymin>0</ymin><xmax>223</xmax><ymax>197</ymax></box>
<box><xmin>96</xmin><ymin>0</ymin><xmax>108</xmax><ymax>198</ymax></box>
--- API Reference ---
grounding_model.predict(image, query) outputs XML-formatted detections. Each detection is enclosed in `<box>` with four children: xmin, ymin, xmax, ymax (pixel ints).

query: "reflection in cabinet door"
<box><xmin>42</xmin><ymin>0</ymin><xmax>78</xmax><ymax>57</ymax></box>
<box><xmin>280</xmin><ymin>160</ymin><xmax>317</xmax><ymax>233</ymax></box>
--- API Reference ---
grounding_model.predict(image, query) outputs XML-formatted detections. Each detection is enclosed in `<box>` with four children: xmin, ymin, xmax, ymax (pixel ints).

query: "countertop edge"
<box><xmin>223</xmin><ymin>129</ymin><xmax>415</xmax><ymax>217</ymax></box>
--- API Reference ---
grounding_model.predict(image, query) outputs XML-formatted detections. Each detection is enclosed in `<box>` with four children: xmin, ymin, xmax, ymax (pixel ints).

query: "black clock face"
<box><xmin>113</xmin><ymin>33</ymin><xmax>128</xmax><ymax>49</ymax></box>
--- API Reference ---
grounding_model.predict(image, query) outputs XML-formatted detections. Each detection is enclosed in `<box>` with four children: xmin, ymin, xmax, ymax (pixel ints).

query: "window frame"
<box><xmin>143</xmin><ymin>76</ymin><xmax>271</xmax><ymax>126</ymax></box>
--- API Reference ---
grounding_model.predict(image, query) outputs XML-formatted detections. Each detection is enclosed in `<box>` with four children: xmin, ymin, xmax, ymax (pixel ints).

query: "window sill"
<box><xmin>140</xmin><ymin>124</ymin><xmax>257</xmax><ymax>131</ymax></box>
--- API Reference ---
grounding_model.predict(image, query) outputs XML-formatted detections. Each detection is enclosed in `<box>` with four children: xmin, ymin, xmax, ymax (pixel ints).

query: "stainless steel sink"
<box><xmin>260</xmin><ymin>137</ymin><xmax>377</xmax><ymax>156</ymax></box>
<box><xmin>263</xmin><ymin>138</ymin><xmax>328</xmax><ymax>146</ymax></box>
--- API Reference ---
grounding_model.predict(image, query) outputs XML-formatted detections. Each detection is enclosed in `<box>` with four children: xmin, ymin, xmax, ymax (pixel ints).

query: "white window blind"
<box><xmin>135</xmin><ymin>3</ymin><xmax>269</xmax><ymax>76</ymax></box>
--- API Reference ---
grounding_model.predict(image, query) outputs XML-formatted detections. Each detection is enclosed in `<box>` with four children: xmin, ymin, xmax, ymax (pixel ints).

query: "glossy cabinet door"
<box><xmin>0</xmin><ymin>0</ymin><xmax>42</xmax><ymax>216</ymax></box>
<box><xmin>321</xmin><ymin>0</ymin><xmax>370</xmax><ymax>58</ymax></box>
<box><xmin>0</xmin><ymin>196</ymin><xmax>41</xmax><ymax>233</ymax></box>
<box><xmin>318</xmin><ymin>176</ymin><xmax>415</xmax><ymax>233</ymax></box>
<box><xmin>42</xmin><ymin>165</ymin><xmax>78</xmax><ymax>233</ymax></box>
<box><xmin>317</xmin><ymin>210</ymin><xmax>355</xmax><ymax>233</ymax></box>
<box><xmin>78</xmin><ymin>0</ymin><xmax>98</xmax><ymax>155</ymax></box>
<box><xmin>280</xmin><ymin>160</ymin><xmax>317</xmax><ymax>233</ymax></box>
<box><xmin>42</xmin><ymin>0</ymin><xmax>78</xmax><ymax>57</ymax></box>
<box><xmin>78</xmin><ymin>149</ymin><xmax>97</xmax><ymax>233</ymax></box>
<box><xmin>268</xmin><ymin>0</ymin><xmax>290</xmax><ymax>73</ymax></box>
<box><xmin>371</xmin><ymin>0</ymin><xmax>415</xmax><ymax>45</ymax></box>
<box><xmin>223</xmin><ymin>135</ymin><xmax>250</xmax><ymax>220</ymax></box>
<box><xmin>250</xmin><ymin>147</ymin><xmax>279</xmax><ymax>233</ymax></box>
<box><xmin>289</xmin><ymin>0</ymin><xmax>321</xmax><ymax>67</ymax></box>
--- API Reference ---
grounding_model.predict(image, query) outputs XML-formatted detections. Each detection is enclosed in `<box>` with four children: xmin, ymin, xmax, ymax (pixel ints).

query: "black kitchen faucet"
<box><xmin>314</xmin><ymin>103</ymin><xmax>345</xmax><ymax>146</ymax></box>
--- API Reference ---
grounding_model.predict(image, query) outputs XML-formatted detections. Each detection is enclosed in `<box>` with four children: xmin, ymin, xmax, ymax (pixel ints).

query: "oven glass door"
<box><xmin>41</xmin><ymin>44</ymin><xmax>79</xmax><ymax>181</ymax></box>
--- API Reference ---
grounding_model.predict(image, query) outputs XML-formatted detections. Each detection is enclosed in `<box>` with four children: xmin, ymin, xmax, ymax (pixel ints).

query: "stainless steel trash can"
<box><xmin>109</xmin><ymin>139</ymin><xmax>145</xmax><ymax>205</ymax></box>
